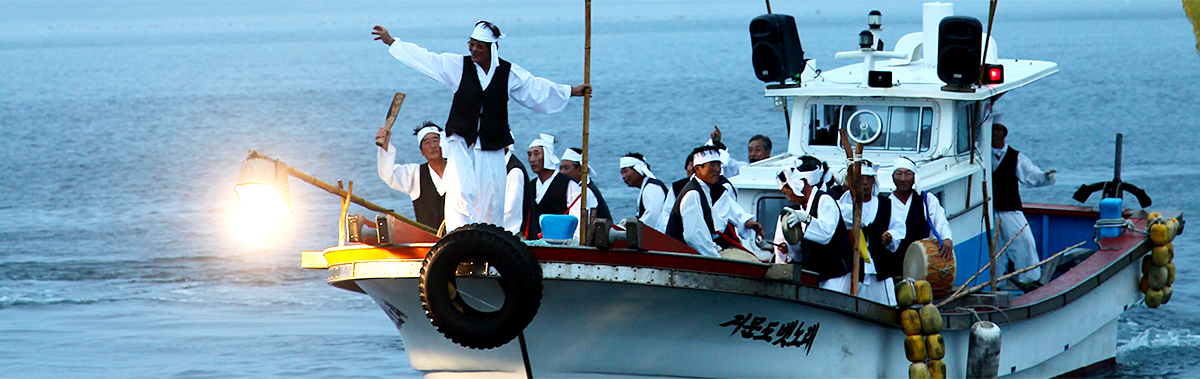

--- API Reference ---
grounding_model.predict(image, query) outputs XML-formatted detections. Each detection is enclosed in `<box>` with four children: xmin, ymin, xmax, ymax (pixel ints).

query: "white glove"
<box><xmin>784</xmin><ymin>208</ymin><xmax>811</xmax><ymax>228</ymax></box>
<box><xmin>1045</xmin><ymin>169</ymin><xmax>1057</xmax><ymax>183</ymax></box>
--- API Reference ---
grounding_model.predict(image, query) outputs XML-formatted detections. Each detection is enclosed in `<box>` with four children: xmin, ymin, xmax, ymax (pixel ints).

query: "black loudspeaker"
<box><xmin>750</xmin><ymin>14</ymin><xmax>805</xmax><ymax>83</ymax></box>
<box><xmin>937</xmin><ymin>16</ymin><xmax>983</xmax><ymax>87</ymax></box>
<box><xmin>868</xmin><ymin>71</ymin><xmax>893</xmax><ymax>88</ymax></box>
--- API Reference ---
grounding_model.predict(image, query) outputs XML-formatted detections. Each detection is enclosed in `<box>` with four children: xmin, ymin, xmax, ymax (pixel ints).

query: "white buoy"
<box><xmin>966</xmin><ymin>321</ymin><xmax>1001</xmax><ymax>379</ymax></box>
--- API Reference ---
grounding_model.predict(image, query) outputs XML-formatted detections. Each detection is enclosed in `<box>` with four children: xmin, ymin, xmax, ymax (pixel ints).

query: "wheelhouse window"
<box><xmin>756</xmin><ymin>195</ymin><xmax>790</xmax><ymax>242</ymax></box>
<box><xmin>808</xmin><ymin>102</ymin><xmax>933</xmax><ymax>152</ymax></box>
<box><xmin>955</xmin><ymin>101</ymin><xmax>981</xmax><ymax>155</ymax></box>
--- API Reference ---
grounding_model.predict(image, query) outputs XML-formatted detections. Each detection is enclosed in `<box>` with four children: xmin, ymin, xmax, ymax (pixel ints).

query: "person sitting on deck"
<box><xmin>619</xmin><ymin>152</ymin><xmax>668</xmax><ymax>232</ymax></box>
<box><xmin>837</xmin><ymin>161</ymin><xmax>906</xmax><ymax>305</ymax></box>
<box><xmin>524</xmin><ymin>134</ymin><xmax>575</xmax><ymax>239</ymax></box>
<box><xmin>887</xmin><ymin>157</ymin><xmax>954</xmax><ymax>262</ymax></box>
<box><xmin>559</xmin><ymin>147</ymin><xmax>610</xmax><ymax>222</ymax></box>
<box><xmin>377</xmin><ymin>121</ymin><xmax>448</xmax><ymax>230</ymax></box>
<box><xmin>658</xmin><ymin>153</ymin><xmax>695</xmax><ymax>231</ymax></box>
<box><xmin>709</xmin><ymin>170</ymin><xmax>768</xmax><ymax>260</ymax></box>
<box><xmin>665</xmin><ymin>146</ymin><xmax>726</xmax><ymax>257</ymax></box>
<box><xmin>775</xmin><ymin>158</ymin><xmax>854</xmax><ymax>293</ymax></box>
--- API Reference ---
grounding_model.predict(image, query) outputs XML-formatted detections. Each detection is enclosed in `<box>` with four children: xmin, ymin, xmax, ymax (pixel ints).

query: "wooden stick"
<box><xmin>836</xmin><ymin>126</ymin><xmax>863</xmax><ymax>295</ymax></box>
<box><xmin>579</xmin><ymin>0</ymin><xmax>592</xmax><ymax>244</ymax></box>
<box><xmin>948</xmin><ymin>222</ymin><xmax>1027</xmax><ymax>300</ymax></box>
<box><xmin>340</xmin><ymin>181</ymin><xmax>353</xmax><ymax>247</ymax></box>
<box><xmin>937</xmin><ymin>241</ymin><xmax>1085</xmax><ymax>308</ymax></box>
<box><xmin>982</xmin><ymin>180</ymin><xmax>998</xmax><ymax>291</ymax></box>
<box><xmin>376</xmin><ymin>92</ymin><xmax>406</xmax><ymax>151</ymax></box>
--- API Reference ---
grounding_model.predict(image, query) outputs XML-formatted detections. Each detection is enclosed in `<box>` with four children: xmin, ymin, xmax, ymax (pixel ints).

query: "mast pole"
<box><xmin>580</xmin><ymin>0</ymin><xmax>593</xmax><ymax>244</ymax></box>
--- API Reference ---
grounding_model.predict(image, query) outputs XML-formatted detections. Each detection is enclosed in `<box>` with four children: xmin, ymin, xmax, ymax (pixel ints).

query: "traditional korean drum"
<box><xmin>902</xmin><ymin>238</ymin><xmax>957</xmax><ymax>298</ymax></box>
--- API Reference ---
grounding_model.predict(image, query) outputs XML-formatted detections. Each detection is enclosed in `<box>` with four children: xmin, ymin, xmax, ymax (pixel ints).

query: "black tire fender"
<box><xmin>419</xmin><ymin>223</ymin><xmax>542</xmax><ymax>349</ymax></box>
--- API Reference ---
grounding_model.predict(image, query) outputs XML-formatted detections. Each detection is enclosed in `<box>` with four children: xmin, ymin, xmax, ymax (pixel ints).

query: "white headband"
<box><xmin>470</xmin><ymin>22</ymin><xmax>504</xmax><ymax>43</ymax></box>
<box><xmin>619</xmin><ymin>156</ymin><xmax>656</xmax><ymax>179</ymax></box>
<box><xmin>791</xmin><ymin>168</ymin><xmax>820</xmax><ymax>192</ymax></box>
<box><xmin>561</xmin><ymin>148</ymin><xmax>582</xmax><ymax>163</ymax></box>
<box><xmin>892</xmin><ymin>157</ymin><xmax>920</xmax><ymax>191</ymax></box>
<box><xmin>470</xmin><ymin>21</ymin><xmax>502</xmax><ymax>72</ymax></box>
<box><xmin>529</xmin><ymin>133</ymin><xmax>559</xmax><ymax>169</ymax></box>
<box><xmin>693</xmin><ymin>150</ymin><xmax>722</xmax><ymax>166</ymax></box>
<box><xmin>861</xmin><ymin>164</ymin><xmax>877</xmax><ymax>177</ymax></box>
<box><xmin>416</xmin><ymin>126</ymin><xmax>441</xmax><ymax>145</ymax></box>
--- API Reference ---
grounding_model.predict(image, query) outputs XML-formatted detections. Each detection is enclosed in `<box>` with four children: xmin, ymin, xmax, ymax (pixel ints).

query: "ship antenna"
<box><xmin>978</xmin><ymin>0</ymin><xmax>998</xmax><ymax>86</ymax></box>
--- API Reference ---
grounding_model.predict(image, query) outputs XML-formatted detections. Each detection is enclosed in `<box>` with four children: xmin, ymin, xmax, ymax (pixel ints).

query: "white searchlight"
<box><xmin>235</xmin><ymin>154</ymin><xmax>293</xmax><ymax>217</ymax></box>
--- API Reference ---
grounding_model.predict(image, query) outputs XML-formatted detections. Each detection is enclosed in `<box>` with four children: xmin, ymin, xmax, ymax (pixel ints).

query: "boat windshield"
<box><xmin>808</xmin><ymin>102</ymin><xmax>933</xmax><ymax>152</ymax></box>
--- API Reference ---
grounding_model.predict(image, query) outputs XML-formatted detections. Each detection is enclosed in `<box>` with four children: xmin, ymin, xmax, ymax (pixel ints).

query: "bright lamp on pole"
<box><xmin>235</xmin><ymin>154</ymin><xmax>292</xmax><ymax>217</ymax></box>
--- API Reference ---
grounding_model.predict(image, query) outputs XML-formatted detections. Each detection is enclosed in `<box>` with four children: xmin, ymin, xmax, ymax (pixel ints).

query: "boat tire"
<box><xmin>419</xmin><ymin>223</ymin><xmax>543</xmax><ymax>350</ymax></box>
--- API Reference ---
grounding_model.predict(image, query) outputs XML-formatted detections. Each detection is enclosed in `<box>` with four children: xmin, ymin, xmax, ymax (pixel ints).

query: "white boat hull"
<box><xmin>355</xmin><ymin>258</ymin><xmax>1140</xmax><ymax>379</ymax></box>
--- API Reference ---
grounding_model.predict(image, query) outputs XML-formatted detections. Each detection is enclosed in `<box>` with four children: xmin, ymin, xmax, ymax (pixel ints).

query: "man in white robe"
<box><xmin>502</xmin><ymin>144</ymin><xmax>527</xmax><ymax>235</ymax></box>
<box><xmin>888</xmin><ymin>157</ymin><xmax>954</xmax><ymax>262</ymax></box>
<box><xmin>838</xmin><ymin>162</ymin><xmax>905</xmax><ymax>305</ymax></box>
<box><xmin>665</xmin><ymin>147</ymin><xmax>725</xmax><ymax>257</ymax></box>
<box><xmin>992</xmin><ymin>123</ymin><xmax>1056</xmax><ymax>290</ymax></box>
<box><xmin>775</xmin><ymin>160</ymin><xmax>853</xmax><ymax>293</ymax></box>
<box><xmin>377</xmin><ymin>122</ymin><xmax>448</xmax><ymax>230</ymax></box>
<box><xmin>619</xmin><ymin>153</ymin><xmax>668</xmax><ymax>231</ymax></box>
<box><xmin>372</xmin><ymin>21</ymin><xmax>589</xmax><ymax>233</ymax></box>
<box><xmin>524</xmin><ymin>134</ymin><xmax>593</xmax><ymax>240</ymax></box>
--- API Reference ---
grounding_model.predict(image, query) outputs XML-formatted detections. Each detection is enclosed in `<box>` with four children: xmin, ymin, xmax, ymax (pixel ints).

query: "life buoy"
<box><xmin>419</xmin><ymin>223</ymin><xmax>543</xmax><ymax>349</ymax></box>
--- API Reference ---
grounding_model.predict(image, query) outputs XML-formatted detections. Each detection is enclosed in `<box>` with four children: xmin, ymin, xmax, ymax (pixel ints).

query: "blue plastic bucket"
<box><xmin>538</xmin><ymin>214</ymin><xmax>578</xmax><ymax>240</ymax></box>
<box><xmin>1098</xmin><ymin>198</ymin><xmax>1123</xmax><ymax>238</ymax></box>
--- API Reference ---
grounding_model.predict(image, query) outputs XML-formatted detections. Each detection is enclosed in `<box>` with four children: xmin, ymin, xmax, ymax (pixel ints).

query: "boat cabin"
<box><xmin>730</xmin><ymin>3</ymin><xmax>1058</xmax><ymax>287</ymax></box>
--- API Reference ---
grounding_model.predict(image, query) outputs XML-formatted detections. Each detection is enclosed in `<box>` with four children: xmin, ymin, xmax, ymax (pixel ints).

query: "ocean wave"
<box><xmin>0</xmin><ymin>295</ymin><xmax>108</xmax><ymax>309</ymax></box>
<box><xmin>1117</xmin><ymin>327</ymin><xmax>1200</xmax><ymax>354</ymax></box>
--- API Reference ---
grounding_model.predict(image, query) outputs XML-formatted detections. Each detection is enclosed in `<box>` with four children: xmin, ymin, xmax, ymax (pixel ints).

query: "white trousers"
<box><xmin>442</xmin><ymin>136</ymin><xmax>507</xmax><ymax>232</ymax></box>
<box><xmin>996</xmin><ymin>210</ymin><xmax>1042</xmax><ymax>283</ymax></box>
<box><xmin>820</xmin><ymin>273</ymin><xmax>853</xmax><ymax>294</ymax></box>
<box><xmin>859</xmin><ymin>274</ymin><xmax>897</xmax><ymax>306</ymax></box>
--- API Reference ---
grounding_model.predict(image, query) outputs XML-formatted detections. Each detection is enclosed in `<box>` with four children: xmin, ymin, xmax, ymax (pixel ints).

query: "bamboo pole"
<box><xmin>837</xmin><ymin>128</ymin><xmax>863</xmax><ymax>295</ymax></box>
<box><xmin>982</xmin><ymin>180</ymin><xmax>998</xmax><ymax>291</ymax></box>
<box><xmin>247</xmin><ymin>150</ymin><xmax>438</xmax><ymax>235</ymax></box>
<box><xmin>947</xmin><ymin>222</ymin><xmax>1027</xmax><ymax>300</ymax></box>
<box><xmin>579</xmin><ymin>0</ymin><xmax>592</xmax><ymax>244</ymax></box>
<box><xmin>937</xmin><ymin>241</ymin><xmax>1084</xmax><ymax>308</ymax></box>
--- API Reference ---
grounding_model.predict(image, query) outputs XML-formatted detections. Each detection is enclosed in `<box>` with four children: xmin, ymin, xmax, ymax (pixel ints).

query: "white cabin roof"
<box><xmin>764</xmin><ymin>31</ymin><xmax>1059</xmax><ymax>101</ymax></box>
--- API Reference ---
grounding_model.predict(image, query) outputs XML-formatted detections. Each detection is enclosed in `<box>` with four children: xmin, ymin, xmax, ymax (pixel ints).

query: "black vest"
<box><xmin>993</xmin><ymin>146</ymin><xmax>1023</xmax><ymax>211</ymax></box>
<box><xmin>896</xmin><ymin>192</ymin><xmax>931</xmax><ymax>256</ymax></box>
<box><xmin>798</xmin><ymin>192</ymin><xmax>853</xmax><ymax>282</ymax></box>
<box><xmin>638</xmin><ymin>178</ymin><xmax>668</xmax><ymax>217</ymax></box>
<box><xmin>671</xmin><ymin>178</ymin><xmax>688</xmax><ymax>198</ymax></box>
<box><xmin>710</xmin><ymin>176</ymin><xmax>736</xmax><ymax>202</ymax></box>
<box><xmin>446</xmin><ymin>56</ymin><xmax>513</xmax><ymax>151</ymax></box>
<box><xmin>507</xmin><ymin>154</ymin><xmax>529</xmax><ymax>233</ymax></box>
<box><xmin>588</xmin><ymin>182</ymin><xmax>613</xmax><ymax>221</ymax></box>
<box><xmin>412</xmin><ymin>163</ymin><xmax>446</xmax><ymax>230</ymax></box>
<box><xmin>864</xmin><ymin>194</ymin><xmax>899</xmax><ymax>279</ymax></box>
<box><xmin>524</xmin><ymin>173</ymin><xmax>571</xmax><ymax>239</ymax></box>
<box><xmin>665</xmin><ymin>178</ymin><xmax>719</xmax><ymax>246</ymax></box>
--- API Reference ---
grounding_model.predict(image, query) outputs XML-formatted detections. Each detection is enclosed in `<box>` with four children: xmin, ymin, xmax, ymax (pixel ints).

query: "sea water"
<box><xmin>1</xmin><ymin>1</ymin><xmax>1198</xmax><ymax>377</ymax></box>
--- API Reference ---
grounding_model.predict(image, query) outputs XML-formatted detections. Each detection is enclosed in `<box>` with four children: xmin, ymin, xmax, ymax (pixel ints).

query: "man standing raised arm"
<box><xmin>372</xmin><ymin>22</ymin><xmax>590</xmax><ymax>233</ymax></box>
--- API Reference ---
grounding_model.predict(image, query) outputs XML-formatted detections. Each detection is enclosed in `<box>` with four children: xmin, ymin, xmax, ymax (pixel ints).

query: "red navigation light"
<box><xmin>982</xmin><ymin>64</ymin><xmax>1004</xmax><ymax>84</ymax></box>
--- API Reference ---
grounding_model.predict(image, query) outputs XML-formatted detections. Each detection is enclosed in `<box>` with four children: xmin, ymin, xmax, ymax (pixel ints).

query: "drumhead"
<box><xmin>902</xmin><ymin>240</ymin><xmax>931</xmax><ymax>281</ymax></box>
<box><xmin>719</xmin><ymin>248</ymin><xmax>761</xmax><ymax>263</ymax></box>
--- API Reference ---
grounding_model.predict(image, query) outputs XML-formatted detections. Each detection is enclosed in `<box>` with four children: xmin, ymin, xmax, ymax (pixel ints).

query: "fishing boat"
<box><xmin>237</xmin><ymin>2</ymin><xmax>1186</xmax><ymax>378</ymax></box>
